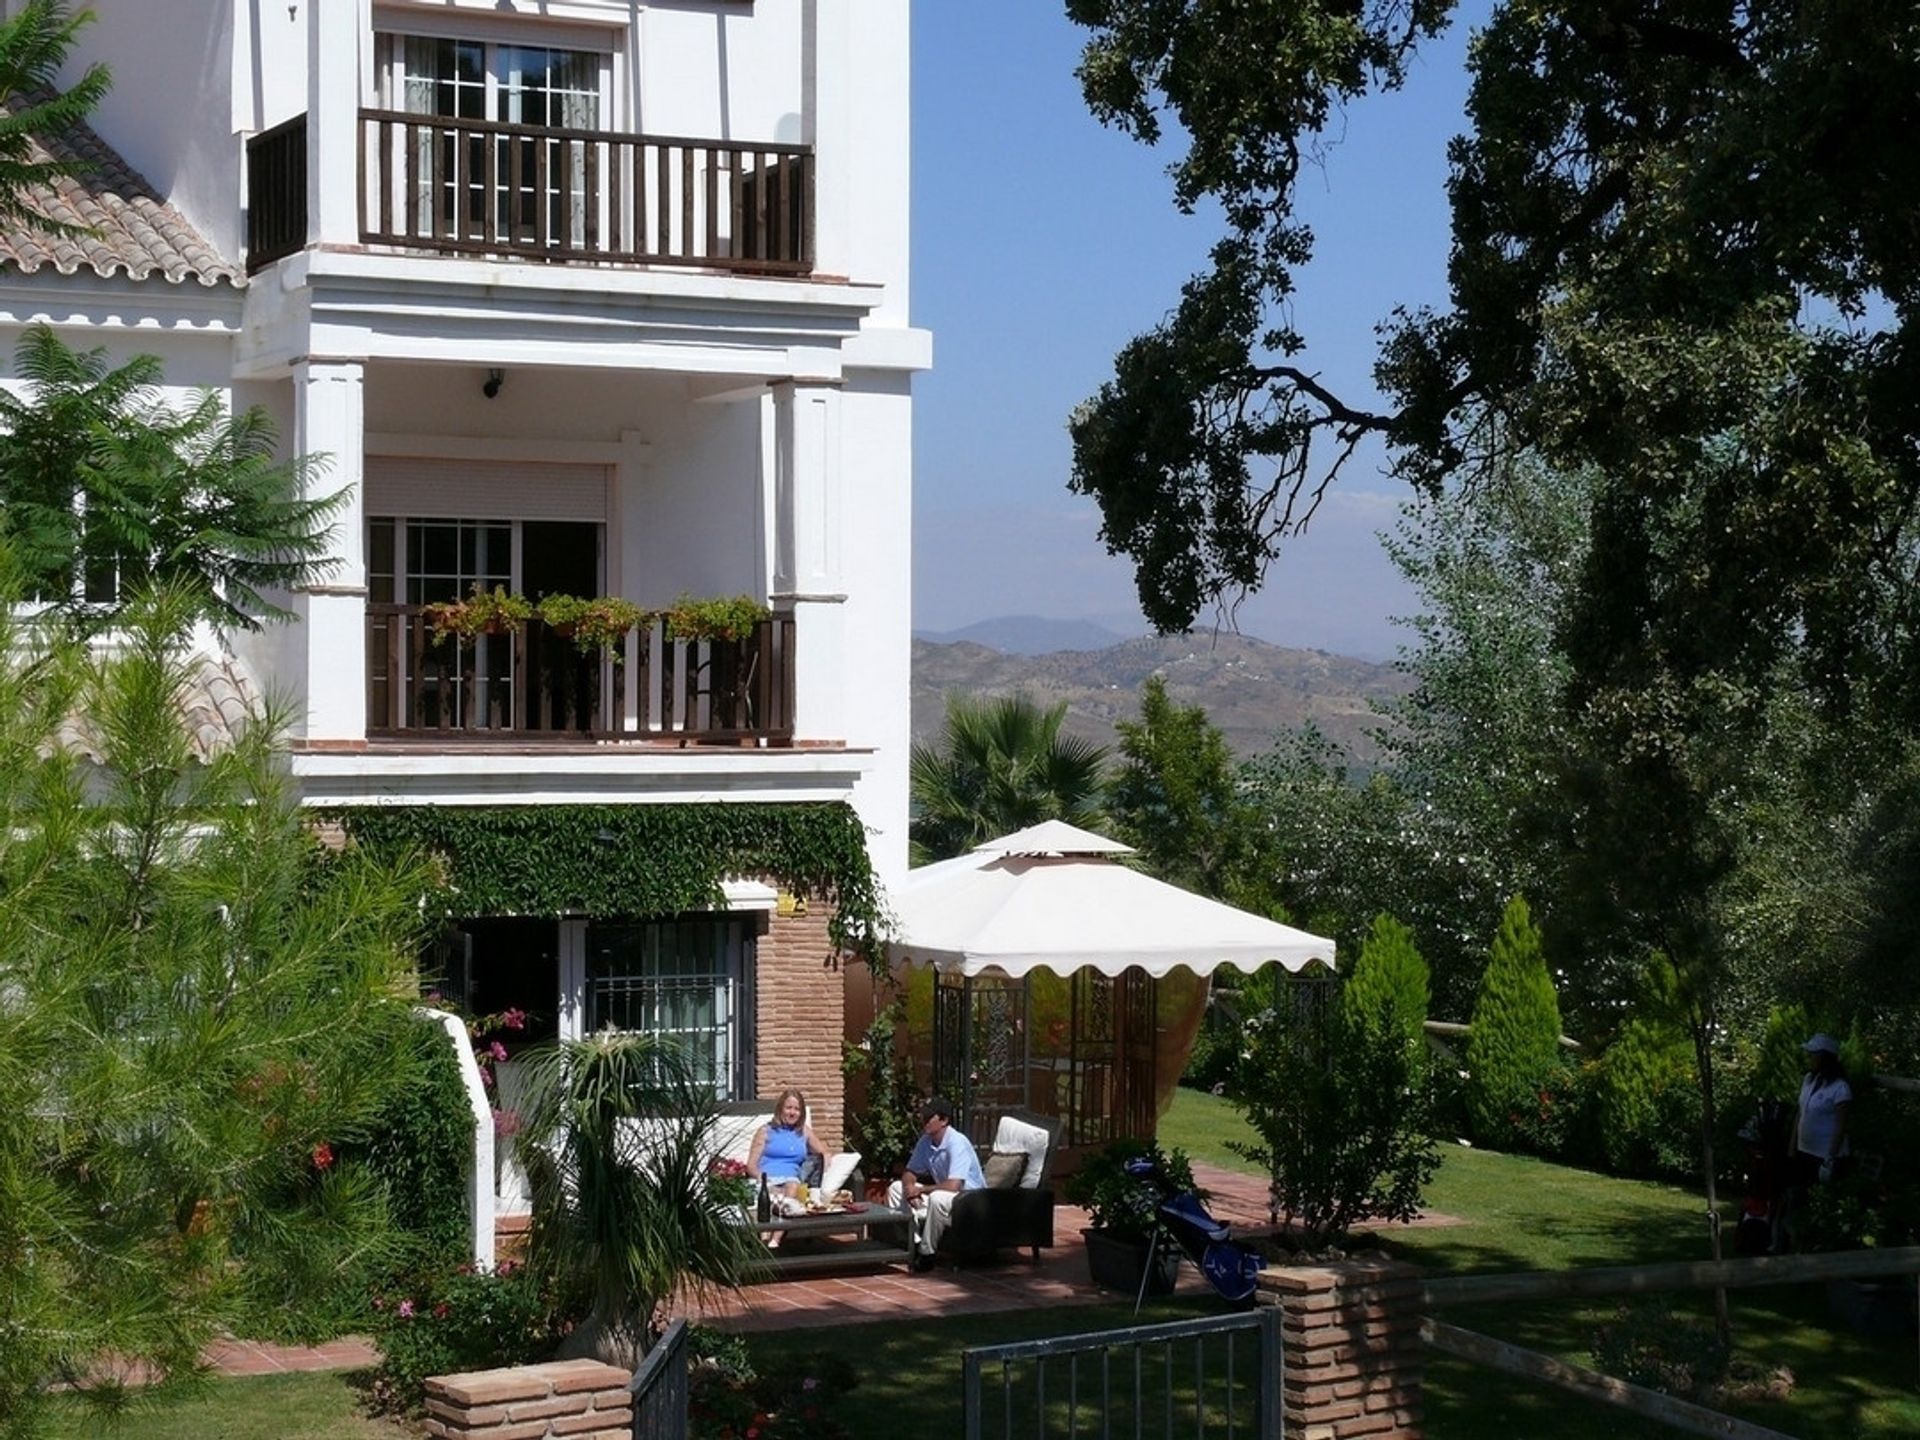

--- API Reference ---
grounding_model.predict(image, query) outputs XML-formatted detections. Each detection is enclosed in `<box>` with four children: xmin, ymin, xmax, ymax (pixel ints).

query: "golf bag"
<box><xmin>1123</xmin><ymin>1155</ymin><xmax>1266</xmax><ymax>1311</ymax></box>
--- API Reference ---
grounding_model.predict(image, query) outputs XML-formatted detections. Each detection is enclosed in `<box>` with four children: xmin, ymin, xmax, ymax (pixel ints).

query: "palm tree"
<box><xmin>511</xmin><ymin>1032</ymin><xmax>768</xmax><ymax>1367</ymax></box>
<box><xmin>909</xmin><ymin>692</ymin><xmax>1110</xmax><ymax>862</ymax></box>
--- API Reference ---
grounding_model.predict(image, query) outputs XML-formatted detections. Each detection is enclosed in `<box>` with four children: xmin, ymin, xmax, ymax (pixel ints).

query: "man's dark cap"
<box><xmin>919</xmin><ymin>1096</ymin><xmax>954</xmax><ymax>1123</ymax></box>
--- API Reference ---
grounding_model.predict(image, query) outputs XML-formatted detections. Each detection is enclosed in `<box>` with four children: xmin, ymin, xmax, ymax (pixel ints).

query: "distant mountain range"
<box><xmin>911</xmin><ymin>625</ymin><xmax>1410</xmax><ymax>763</ymax></box>
<box><xmin>914</xmin><ymin>615</ymin><xmax>1138</xmax><ymax>655</ymax></box>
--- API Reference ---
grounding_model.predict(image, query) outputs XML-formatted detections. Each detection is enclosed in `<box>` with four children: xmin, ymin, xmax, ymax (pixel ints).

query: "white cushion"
<box><xmin>993</xmin><ymin>1115</ymin><xmax>1051</xmax><ymax>1190</ymax></box>
<box><xmin>819</xmin><ymin>1150</ymin><xmax>861</xmax><ymax>1197</ymax></box>
<box><xmin>712</xmin><ymin>1113</ymin><xmax>765</xmax><ymax>1164</ymax></box>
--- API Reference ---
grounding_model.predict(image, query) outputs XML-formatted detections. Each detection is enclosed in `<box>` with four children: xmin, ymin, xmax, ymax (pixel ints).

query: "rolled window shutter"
<box><xmin>365</xmin><ymin>457</ymin><xmax>610</xmax><ymax>521</ymax></box>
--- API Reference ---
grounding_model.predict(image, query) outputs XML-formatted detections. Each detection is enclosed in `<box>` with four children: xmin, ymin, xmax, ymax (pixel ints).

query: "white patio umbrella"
<box><xmin>887</xmin><ymin>820</ymin><xmax>1335</xmax><ymax>978</ymax></box>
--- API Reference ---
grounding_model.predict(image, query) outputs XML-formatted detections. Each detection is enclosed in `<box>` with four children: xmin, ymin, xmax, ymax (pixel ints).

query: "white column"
<box><xmin>558</xmin><ymin>921</ymin><xmax>587</xmax><ymax>1042</ymax></box>
<box><xmin>293</xmin><ymin>360</ymin><xmax>367</xmax><ymax>743</ymax></box>
<box><xmin>771</xmin><ymin>380</ymin><xmax>846</xmax><ymax>743</ymax></box>
<box><xmin>802</xmin><ymin>0</ymin><xmax>852</xmax><ymax>276</ymax></box>
<box><xmin>308</xmin><ymin>0</ymin><xmax>362</xmax><ymax>247</ymax></box>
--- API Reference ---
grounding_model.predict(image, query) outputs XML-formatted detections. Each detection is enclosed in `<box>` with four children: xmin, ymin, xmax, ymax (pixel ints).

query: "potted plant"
<box><xmin>537</xmin><ymin>594</ymin><xmax>650</xmax><ymax>652</ymax></box>
<box><xmin>1064</xmin><ymin>1139</ymin><xmax>1197</xmax><ymax>1295</ymax></box>
<box><xmin>663</xmin><ymin>592</ymin><xmax>771</xmax><ymax>644</ymax></box>
<box><xmin>422</xmin><ymin>584</ymin><xmax>533</xmax><ymax>640</ymax></box>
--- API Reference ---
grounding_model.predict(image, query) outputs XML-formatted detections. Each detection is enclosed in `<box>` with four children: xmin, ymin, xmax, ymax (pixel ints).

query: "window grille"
<box><xmin>586</xmin><ymin>916</ymin><xmax>756</xmax><ymax>1100</ymax></box>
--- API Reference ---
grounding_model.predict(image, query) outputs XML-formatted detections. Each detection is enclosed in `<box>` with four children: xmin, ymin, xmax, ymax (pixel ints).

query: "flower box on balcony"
<box><xmin>421</xmin><ymin>585</ymin><xmax>533</xmax><ymax>640</ymax></box>
<box><xmin>536</xmin><ymin>595</ymin><xmax>650</xmax><ymax>652</ymax></box>
<box><xmin>663</xmin><ymin>593</ymin><xmax>771</xmax><ymax>644</ymax></box>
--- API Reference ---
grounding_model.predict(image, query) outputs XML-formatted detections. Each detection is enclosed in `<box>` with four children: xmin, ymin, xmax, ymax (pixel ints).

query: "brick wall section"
<box><xmin>1256</xmin><ymin>1258</ymin><xmax>1425</xmax><ymax>1440</ymax></box>
<box><xmin>752</xmin><ymin>901</ymin><xmax>844</xmax><ymax>1150</ymax></box>
<box><xmin>423</xmin><ymin>1359</ymin><xmax>631</xmax><ymax>1439</ymax></box>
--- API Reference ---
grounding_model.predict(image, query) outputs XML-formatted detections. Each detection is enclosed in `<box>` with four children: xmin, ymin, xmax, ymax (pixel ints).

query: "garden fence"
<box><xmin>961</xmin><ymin>1310</ymin><xmax>1283</xmax><ymax>1440</ymax></box>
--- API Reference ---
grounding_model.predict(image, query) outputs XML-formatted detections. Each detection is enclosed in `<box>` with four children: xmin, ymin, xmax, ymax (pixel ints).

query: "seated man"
<box><xmin>887</xmin><ymin>1096</ymin><xmax>986</xmax><ymax>1265</ymax></box>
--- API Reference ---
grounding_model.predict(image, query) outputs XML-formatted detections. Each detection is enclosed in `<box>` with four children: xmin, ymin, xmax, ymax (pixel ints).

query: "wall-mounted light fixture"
<box><xmin>483</xmin><ymin>368</ymin><xmax>505</xmax><ymax>399</ymax></box>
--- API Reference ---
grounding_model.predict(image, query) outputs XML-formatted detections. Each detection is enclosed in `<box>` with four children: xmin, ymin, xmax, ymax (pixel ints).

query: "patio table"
<box><xmin>735</xmin><ymin>1204</ymin><xmax>914</xmax><ymax>1277</ymax></box>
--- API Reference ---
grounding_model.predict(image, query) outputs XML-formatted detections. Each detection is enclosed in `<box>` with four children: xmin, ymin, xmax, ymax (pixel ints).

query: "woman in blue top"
<box><xmin>746</xmin><ymin>1087</ymin><xmax>822</xmax><ymax>1197</ymax></box>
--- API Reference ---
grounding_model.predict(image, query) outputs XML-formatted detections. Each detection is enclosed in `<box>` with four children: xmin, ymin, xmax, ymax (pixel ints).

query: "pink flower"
<box><xmin>396</xmin><ymin>1299</ymin><xmax>416</xmax><ymax>1319</ymax></box>
<box><xmin>311</xmin><ymin>1142</ymin><xmax>334</xmax><ymax>1170</ymax></box>
<box><xmin>493</xmin><ymin>1108</ymin><xmax>522</xmax><ymax>1137</ymax></box>
<box><xmin>480</xmin><ymin>1069</ymin><xmax>494</xmax><ymax>1088</ymax></box>
<box><xmin>489</xmin><ymin>1040</ymin><xmax>509</xmax><ymax>1063</ymax></box>
<box><xmin>501</xmin><ymin>1007</ymin><xmax>527</xmax><ymax>1031</ymax></box>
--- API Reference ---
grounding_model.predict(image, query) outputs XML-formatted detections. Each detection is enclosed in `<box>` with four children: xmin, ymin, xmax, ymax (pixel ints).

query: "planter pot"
<box><xmin>1826</xmin><ymin>1278</ymin><xmax>1918</xmax><ymax>1338</ymax></box>
<box><xmin>1083</xmin><ymin>1227</ymin><xmax>1179</xmax><ymax>1296</ymax></box>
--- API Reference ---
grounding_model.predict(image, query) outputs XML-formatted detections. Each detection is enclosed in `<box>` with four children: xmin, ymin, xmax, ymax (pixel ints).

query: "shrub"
<box><xmin>1181</xmin><ymin>1019</ymin><xmax>1241</xmax><ymax>1091</ymax></box>
<box><xmin>1229</xmin><ymin>989</ymin><xmax>1439</xmax><ymax>1251</ymax></box>
<box><xmin>1591</xmin><ymin>1299</ymin><xmax>1730</xmax><ymax>1401</ymax></box>
<box><xmin>356</xmin><ymin>1013</ymin><xmax>475</xmax><ymax>1265</ymax></box>
<box><xmin>1064</xmin><ymin>1140</ymin><xmax>1199</xmax><ymax>1241</ymax></box>
<box><xmin>369</xmin><ymin>1262</ymin><xmax>562</xmax><ymax>1413</ymax></box>
<box><xmin>1506</xmin><ymin>1054</ymin><xmax>1604</xmax><ymax>1166</ymax></box>
<box><xmin>841</xmin><ymin>992</ymin><xmax>923</xmax><ymax>1178</ymax></box>
<box><xmin>687</xmin><ymin>1328</ymin><xmax>857</xmax><ymax>1440</ymax></box>
<box><xmin>1465</xmin><ymin>895</ymin><xmax>1564</xmax><ymax>1150</ymax></box>
<box><xmin>1596</xmin><ymin>1017</ymin><xmax>1700</xmax><ymax>1179</ymax></box>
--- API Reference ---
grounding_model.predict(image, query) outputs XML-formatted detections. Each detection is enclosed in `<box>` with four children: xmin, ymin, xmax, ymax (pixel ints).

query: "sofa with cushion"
<box><xmin>935</xmin><ymin>1108</ymin><xmax>1061</xmax><ymax>1262</ymax></box>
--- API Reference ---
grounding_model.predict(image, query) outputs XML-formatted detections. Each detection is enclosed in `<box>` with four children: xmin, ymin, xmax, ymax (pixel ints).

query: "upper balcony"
<box><xmin>245</xmin><ymin>110</ymin><xmax>812</xmax><ymax>278</ymax></box>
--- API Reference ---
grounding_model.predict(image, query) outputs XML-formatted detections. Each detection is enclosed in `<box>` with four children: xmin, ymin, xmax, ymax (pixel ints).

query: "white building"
<box><xmin>2</xmin><ymin>0</ymin><xmax>928</xmax><ymax>1172</ymax></box>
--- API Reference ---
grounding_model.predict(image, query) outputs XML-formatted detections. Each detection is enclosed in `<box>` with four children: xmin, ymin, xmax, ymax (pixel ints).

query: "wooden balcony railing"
<box><xmin>358</xmin><ymin>109</ymin><xmax>813</xmax><ymax>273</ymax></box>
<box><xmin>366</xmin><ymin>607</ymin><xmax>796</xmax><ymax>745</ymax></box>
<box><xmin>245</xmin><ymin>113</ymin><xmax>307</xmax><ymax>273</ymax></box>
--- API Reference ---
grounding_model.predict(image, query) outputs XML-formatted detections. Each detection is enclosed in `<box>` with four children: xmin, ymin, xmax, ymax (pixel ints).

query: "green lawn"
<box><xmin>1157</xmin><ymin>1085</ymin><xmax>1920</xmax><ymax>1439</ymax></box>
<box><xmin>42</xmin><ymin>1371</ymin><xmax>407</xmax><ymax>1440</ymax></box>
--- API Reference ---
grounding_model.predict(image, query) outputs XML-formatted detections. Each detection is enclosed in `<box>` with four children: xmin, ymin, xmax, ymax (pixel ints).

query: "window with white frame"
<box><xmin>586</xmin><ymin>916</ymin><xmax>757</xmax><ymax>1101</ymax></box>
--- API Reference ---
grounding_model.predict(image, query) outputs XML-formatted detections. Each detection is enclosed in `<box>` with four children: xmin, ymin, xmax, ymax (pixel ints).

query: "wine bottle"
<box><xmin>756</xmin><ymin>1171</ymin><xmax>771</xmax><ymax>1223</ymax></box>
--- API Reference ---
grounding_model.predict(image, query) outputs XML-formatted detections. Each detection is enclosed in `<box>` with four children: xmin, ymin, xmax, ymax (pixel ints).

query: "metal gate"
<box><xmin>629</xmin><ymin>1318</ymin><xmax>689</xmax><ymax>1439</ymax></box>
<box><xmin>933</xmin><ymin>970</ymin><xmax>1033</xmax><ymax>1136</ymax></box>
<box><xmin>962</xmin><ymin>1310</ymin><xmax>1283</xmax><ymax>1440</ymax></box>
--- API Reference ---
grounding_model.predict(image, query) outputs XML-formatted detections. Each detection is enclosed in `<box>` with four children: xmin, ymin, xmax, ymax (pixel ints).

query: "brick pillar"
<box><xmin>1255</xmin><ymin>1258</ymin><xmax>1425</xmax><ymax>1439</ymax></box>
<box><xmin>753</xmin><ymin>898</ymin><xmax>845</xmax><ymax>1149</ymax></box>
<box><xmin>423</xmin><ymin>1359</ymin><xmax>632</xmax><ymax>1439</ymax></box>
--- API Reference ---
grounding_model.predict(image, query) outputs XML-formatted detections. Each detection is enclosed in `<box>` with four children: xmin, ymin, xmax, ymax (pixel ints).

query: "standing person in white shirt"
<box><xmin>888</xmin><ymin>1096</ymin><xmax>987</xmax><ymax>1268</ymax></box>
<box><xmin>1791</xmin><ymin>1033</ymin><xmax>1852</xmax><ymax>1195</ymax></box>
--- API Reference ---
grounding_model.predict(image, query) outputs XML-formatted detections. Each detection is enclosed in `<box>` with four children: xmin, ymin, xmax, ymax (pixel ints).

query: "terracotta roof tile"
<box><xmin>54</xmin><ymin>649</ymin><xmax>261</xmax><ymax>764</ymax></box>
<box><xmin>0</xmin><ymin>85</ymin><xmax>243</xmax><ymax>288</ymax></box>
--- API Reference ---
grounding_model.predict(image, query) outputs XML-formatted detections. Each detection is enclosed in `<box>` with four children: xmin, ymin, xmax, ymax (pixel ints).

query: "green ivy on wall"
<box><xmin>331</xmin><ymin>802</ymin><xmax>883</xmax><ymax>950</ymax></box>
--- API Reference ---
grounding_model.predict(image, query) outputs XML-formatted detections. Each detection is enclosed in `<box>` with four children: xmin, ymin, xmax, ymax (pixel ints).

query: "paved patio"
<box><xmin>192</xmin><ymin>1161</ymin><xmax>1462</xmax><ymax>1371</ymax></box>
<box><xmin>685</xmin><ymin>1160</ymin><xmax>1461</xmax><ymax>1333</ymax></box>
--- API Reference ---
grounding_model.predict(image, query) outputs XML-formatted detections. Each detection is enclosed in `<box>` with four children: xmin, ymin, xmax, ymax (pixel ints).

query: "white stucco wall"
<box><xmin>63</xmin><ymin>1</ymin><xmax>241</xmax><ymax>262</ymax></box>
<box><xmin>621</xmin><ymin>394</ymin><xmax>763</xmax><ymax>604</ymax></box>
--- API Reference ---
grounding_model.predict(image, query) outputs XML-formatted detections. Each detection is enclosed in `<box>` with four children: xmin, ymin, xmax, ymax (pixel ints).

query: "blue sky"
<box><xmin>909</xmin><ymin>3</ymin><xmax>1480</xmax><ymax>661</ymax></box>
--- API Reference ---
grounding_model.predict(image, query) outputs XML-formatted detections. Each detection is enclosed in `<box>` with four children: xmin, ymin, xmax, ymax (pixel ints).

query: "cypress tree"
<box><xmin>1465</xmin><ymin>895</ymin><xmax>1563</xmax><ymax>1148</ymax></box>
<box><xmin>1341</xmin><ymin>913</ymin><xmax>1430</xmax><ymax>1066</ymax></box>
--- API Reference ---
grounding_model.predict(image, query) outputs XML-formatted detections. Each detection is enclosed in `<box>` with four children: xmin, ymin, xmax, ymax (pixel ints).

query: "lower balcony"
<box><xmin>365</xmin><ymin>606</ymin><xmax>796</xmax><ymax>746</ymax></box>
